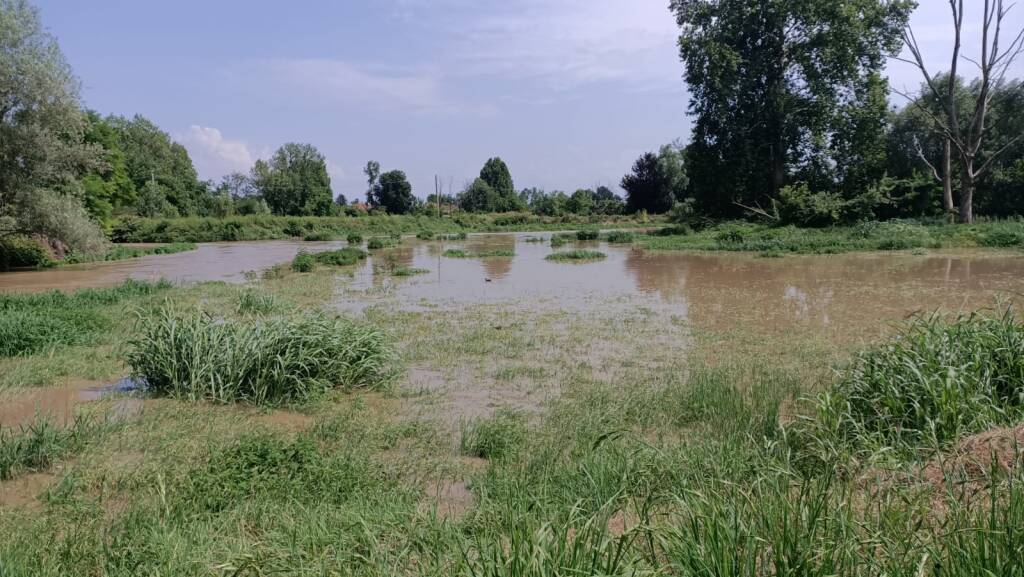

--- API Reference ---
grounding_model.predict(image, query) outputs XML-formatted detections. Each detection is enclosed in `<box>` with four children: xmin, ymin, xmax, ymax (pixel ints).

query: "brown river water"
<box><xmin>2</xmin><ymin>234</ymin><xmax>1022</xmax><ymax>332</ymax></box>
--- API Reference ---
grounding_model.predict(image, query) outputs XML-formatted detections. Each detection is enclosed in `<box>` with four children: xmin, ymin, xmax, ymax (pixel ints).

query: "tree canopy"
<box><xmin>621</xmin><ymin>145</ymin><xmax>688</xmax><ymax>213</ymax></box>
<box><xmin>375</xmin><ymin>170</ymin><xmax>416</xmax><ymax>214</ymax></box>
<box><xmin>253</xmin><ymin>143</ymin><xmax>333</xmax><ymax>216</ymax></box>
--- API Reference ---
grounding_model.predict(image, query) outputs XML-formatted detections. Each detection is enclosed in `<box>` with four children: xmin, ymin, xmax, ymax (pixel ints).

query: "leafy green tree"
<box><xmin>375</xmin><ymin>170</ymin><xmax>416</xmax><ymax>214</ymax></box>
<box><xmin>0</xmin><ymin>0</ymin><xmax>107</xmax><ymax>256</ymax></box>
<box><xmin>621</xmin><ymin>145</ymin><xmax>688</xmax><ymax>213</ymax></box>
<box><xmin>253</xmin><ymin>143</ymin><xmax>333</xmax><ymax>216</ymax></box>
<box><xmin>565</xmin><ymin>189</ymin><xmax>595</xmax><ymax>215</ymax></box>
<box><xmin>458</xmin><ymin>178</ymin><xmax>500</xmax><ymax>213</ymax></box>
<box><xmin>364</xmin><ymin>160</ymin><xmax>380</xmax><ymax>206</ymax></box>
<box><xmin>474</xmin><ymin>157</ymin><xmax>523</xmax><ymax>212</ymax></box>
<box><xmin>672</xmin><ymin>0</ymin><xmax>912</xmax><ymax>217</ymax></box>
<box><xmin>593</xmin><ymin>186</ymin><xmax>618</xmax><ymax>202</ymax></box>
<box><xmin>136</xmin><ymin>179</ymin><xmax>178</xmax><ymax>218</ymax></box>
<box><xmin>78</xmin><ymin>111</ymin><xmax>136</xmax><ymax>224</ymax></box>
<box><xmin>106</xmin><ymin>115</ymin><xmax>205</xmax><ymax>216</ymax></box>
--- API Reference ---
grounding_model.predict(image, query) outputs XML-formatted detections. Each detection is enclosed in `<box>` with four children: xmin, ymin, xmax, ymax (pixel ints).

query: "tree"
<box><xmin>565</xmin><ymin>189</ymin><xmax>595</xmax><ymax>215</ymax></box>
<box><xmin>899</xmin><ymin>0</ymin><xmax>1024</xmax><ymax>222</ymax></box>
<box><xmin>0</xmin><ymin>0</ymin><xmax>107</xmax><ymax>256</ymax></box>
<box><xmin>672</xmin><ymin>0</ymin><xmax>912</xmax><ymax>217</ymax></box>
<box><xmin>621</xmin><ymin>145</ymin><xmax>688</xmax><ymax>213</ymax></box>
<box><xmin>253</xmin><ymin>143</ymin><xmax>333</xmax><ymax>216</ymax></box>
<box><xmin>475</xmin><ymin>157</ymin><xmax>523</xmax><ymax>212</ymax></box>
<box><xmin>458</xmin><ymin>178</ymin><xmax>500</xmax><ymax>213</ymax></box>
<box><xmin>376</xmin><ymin>170</ymin><xmax>416</xmax><ymax>214</ymax></box>
<box><xmin>364</xmin><ymin>160</ymin><xmax>381</xmax><ymax>206</ymax></box>
<box><xmin>593</xmin><ymin>186</ymin><xmax>618</xmax><ymax>202</ymax></box>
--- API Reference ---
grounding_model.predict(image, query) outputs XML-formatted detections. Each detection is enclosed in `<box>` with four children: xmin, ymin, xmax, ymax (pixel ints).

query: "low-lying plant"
<box><xmin>347</xmin><ymin>232</ymin><xmax>364</xmax><ymax>244</ymax></box>
<box><xmin>460</xmin><ymin>409</ymin><xmax>528</xmax><ymax>461</ymax></box>
<box><xmin>546</xmin><ymin>250</ymin><xmax>607</xmax><ymax>262</ymax></box>
<box><xmin>0</xmin><ymin>415</ymin><xmax>106</xmax><ymax>480</ymax></box>
<box><xmin>126</xmin><ymin>306</ymin><xmax>396</xmax><ymax>405</ymax></box>
<box><xmin>576</xmin><ymin>229</ymin><xmax>600</xmax><ymax>241</ymax></box>
<box><xmin>443</xmin><ymin>249</ymin><xmax>515</xmax><ymax>258</ymax></box>
<box><xmin>290</xmin><ymin>247</ymin><xmax>367</xmax><ymax>272</ymax></box>
<box><xmin>235</xmin><ymin>289</ymin><xmax>284</xmax><ymax>315</ymax></box>
<box><xmin>605</xmin><ymin>231</ymin><xmax>635</xmax><ymax>244</ymax></box>
<box><xmin>303</xmin><ymin>232</ymin><xmax>335</xmax><ymax>241</ymax></box>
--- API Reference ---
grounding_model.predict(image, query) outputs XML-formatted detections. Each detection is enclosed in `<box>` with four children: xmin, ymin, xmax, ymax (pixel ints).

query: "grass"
<box><xmin>347</xmin><ymin>232</ymin><xmax>364</xmax><ymax>244</ymax></box>
<box><xmin>111</xmin><ymin>213</ymin><xmax>657</xmax><ymax>243</ymax></box>
<box><xmin>795</xmin><ymin>309</ymin><xmax>1024</xmax><ymax>462</ymax></box>
<box><xmin>443</xmin><ymin>248</ymin><xmax>515</xmax><ymax>258</ymax></box>
<box><xmin>367</xmin><ymin>237</ymin><xmax>398</xmax><ymax>250</ymax></box>
<box><xmin>125</xmin><ymin>306</ymin><xmax>395</xmax><ymax>405</ymax></box>
<box><xmin>291</xmin><ymin>247</ymin><xmax>367</xmax><ymax>272</ymax></box>
<box><xmin>575</xmin><ymin>229</ymin><xmax>599</xmax><ymax>241</ymax></box>
<box><xmin>303</xmin><ymin>231</ymin><xmax>335</xmax><ymax>241</ymax></box>
<box><xmin>642</xmin><ymin>219</ymin><xmax>1024</xmax><ymax>254</ymax></box>
<box><xmin>0</xmin><ymin>415</ymin><xmax>106</xmax><ymax>480</ymax></box>
<box><xmin>460</xmin><ymin>409</ymin><xmax>528</xmax><ymax>461</ymax></box>
<box><xmin>0</xmin><ymin>280</ymin><xmax>172</xmax><ymax>357</ymax></box>
<box><xmin>235</xmin><ymin>289</ymin><xmax>284</xmax><ymax>315</ymax></box>
<box><xmin>545</xmin><ymin>250</ymin><xmax>607</xmax><ymax>261</ymax></box>
<box><xmin>605</xmin><ymin>230</ymin><xmax>635</xmax><ymax>244</ymax></box>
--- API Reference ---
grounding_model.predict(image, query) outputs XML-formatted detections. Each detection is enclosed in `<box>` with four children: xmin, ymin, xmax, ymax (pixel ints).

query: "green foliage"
<box><xmin>674</xmin><ymin>0</ymin><xmax>913</xmax><ymax>218</ymax></box>
<box><xmin>461</xmin><ymin>158</ymin><xmax>524</xmax><ymax>212</ymax></box>
<box><xmin>126</xmin><ymin>307</ymin><xmax>395</xmax><ymax>405</ymax></box>
<box><xmin>0</xmin><ymin>415</ymin><xmax>105</xmax><ymax>480</ymax></box>
<box><xmin>604</xmin><ymin>231</ymin><xmax>635</xmax><ymax>244</ymax></box>
<box><xmin>575</xmin><ymin>229</ymin><xmax>599</xmax><ymax>240</ymax></box>
<box><xmin>63</xmin><ymin>242</ymin><xmax>196</xmax><ymax>264</ymax></box>
<box><xmin>0</xmin><ymin>279</ymin><xmax>170</xmax><ymax>357</ymax></box>
<box><xmin>565</xmin><ymin>189</ymin><xmax>595</xmax><ymax>215</ymax></box>
<box><xmin>460</xmin><ymin>409</ymin><xmax>528</xmax><ymax>460</ymax></box>
<box><xmin>290</xmin><ymin>247</ymin><xmax>366</xmax><ymax>272</ymax></box>
<box><xmin>347</xmin><ymin>232</ymin><xmax>364</xmax><ymax>244</ymax></box>
<box><xmin>252</xmin><ymin>143</ymin><xmax>333</xmax><ymax>216</ymax></box>
<box><xmin>621</xmin><ymin>145</ymin><xmax>688</xmax><ymax>213</ymax></box>
<box><xmin>0</xmin><ymin>235</ymin><xmax>53</xmax><ymax>269</ymax></box>
<box><xmin>443</xmin><ymin>248</ymin><xmax>515</xmax><ymax>258</ymax></box>
<box><xmin>235</xmin><ymin>289</ymin><xmax>283</xmax><ymax>316</ymax></box>
<box><xmin>550</xmin><ymin>234</ymin><xmax>573</xmax><ymax>247</ymax></box>
<box><xmin>372</xmin><ymin>170</ymin><xmax>417</xmax><ymax>215</ymax></box>
<box><xmin>302</xmin><ymin>231</ymin><xmax>334</xmax><ymax>241</ymax></box>
<box><xmin>416</xmin><ymin>231</ymin><xmax>434</xmax><ymax>240</ymax></box>
<box><xmin>479</xmin><ymin>157</ymin><xmax>516</xmax><ymax>200</ymax></box>
<box><xmin>290</xmin><ymin>251</ymin><xmax>316</xmax><ymax>272</ymax></box>
<box><xmin>545</xmin><ymin>250</ymin><xmax>606</xmax><ymax>261</ymax></box>
<box><xmin>801</xmin><ymin>310</ymin><xmax>1024</xmax><ymax>459</ymax></box>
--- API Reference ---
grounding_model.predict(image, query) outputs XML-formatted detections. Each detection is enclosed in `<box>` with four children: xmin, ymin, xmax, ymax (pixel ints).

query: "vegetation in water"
<box><xmin>575</xmin><ymin>229</ymin><xmax>599</xmax><ymax>241</ymax></box>
<box><xmin>604</xmin><ymin>230</ymin><xmax>635</xmax><ymax>244</ymax></box>
<box><xmin>443</xmin><ymin>248</ymin><xmax>515</xmax><ymax>258</ymax></box>
<box><xmin>290</xmin><ymin>247</ymin><xmax>367</xmax><ymax>272</ymax></box>
<box><xmin>0</xmin><ymin>416</ymin><xmax>107</xmax><ymax>480</ymax></box>
<box><xmin>125</xmin><ymin>307</ymin><xmax>395</xmax><ymax>405</ymax></box>
<box><xmin>545</xmin><ymin>250</ymin><xmax>607</xmax><ymax>261</ymax></box>
<box><xmin>346</xmin><ymin>232</ymin><xmax>364</xmax><ymax>244</ymax></box>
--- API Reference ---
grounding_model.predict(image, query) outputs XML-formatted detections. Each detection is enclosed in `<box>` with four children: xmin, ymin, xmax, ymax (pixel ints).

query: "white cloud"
<box><xmin>176</xmin><ymin>125</ymin><xmax>255</xmax><ymax>181</ymax></box>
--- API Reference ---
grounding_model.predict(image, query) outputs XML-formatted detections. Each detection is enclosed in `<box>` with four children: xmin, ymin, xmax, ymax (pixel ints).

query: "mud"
<box><xmin>0</xmin><ymin>378</ymin><xmax>145</xmax><ymax>429</ymax></box>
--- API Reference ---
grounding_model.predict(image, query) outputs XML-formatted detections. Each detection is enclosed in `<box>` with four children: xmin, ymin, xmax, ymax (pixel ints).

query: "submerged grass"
<box><xmin>643</xmin><ymin>219</ymin><xmax>1024</xmax><ymax>254</ymax></box>
<box><xmin>545</xmin><ymin>250</ymin><xmax>607</xmax><ymax>261</ymax></box>
<box><xmin>126</xmin><ymin>307</ymin><xmax>395</xmax><ymax>405</ymax></box>
<box><xmin>443</xmin><ymin>249</ymin><xmax>515</xmax><ymax>258</ymax></box>
<box><xmin>291</xmin><ymin>247</ymin><xmax>367</xmax><ymax>272</ymax></box>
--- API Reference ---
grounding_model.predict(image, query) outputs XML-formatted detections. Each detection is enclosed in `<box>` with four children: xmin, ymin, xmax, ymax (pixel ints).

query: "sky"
<box><xmin>33</xmin><ymin>0</ymin><xmax>1024</xmax><ymax>200</ymax></box>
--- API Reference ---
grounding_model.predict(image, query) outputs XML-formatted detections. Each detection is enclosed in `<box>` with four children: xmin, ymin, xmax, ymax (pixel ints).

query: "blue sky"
<box><xmin>35</xmin><ymin>0</ymin><xmax>1024</xmax><ymax>200</ymax></box>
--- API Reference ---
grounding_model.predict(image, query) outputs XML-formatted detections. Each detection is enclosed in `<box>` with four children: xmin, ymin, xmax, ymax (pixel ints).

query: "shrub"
<box><xmin>126</xmin><ymin>307</ymin><xmax>395</xmax><ymax>405</ymax></box>
<box><xmin>291</xmin><ymin>251</ymin><xmax>317</xmax><ymax>272</ymax></box>
<box><xmin>545</xmin><ymin>250</ymin><xmax>606</xmax><ymax>262</ymax></box>
<box><xmin>312</xmin><ymin>247</ymin><xmax>367</xmax><ymax>267</ymax></box>
<box><xmin>460</xmin><ymin>409</ymin><xmax>528</xmax><ymax>460</ymax></box>
<box><xmin>0</xmin><ymin>236</ymin><xmax>52</xmax><ymax>269</ymax></box>
<box><xmin>416</xmin><ymin>231</ymin><xmax>435</xmax><ymax>240</ymax></box>
<box><xmin>347</xmin><ymin>232</ymin><xmax>363</xmax><ymax>244</ymax></box>
<box><xmin>550</xmin><ymin>234</ymin><xmax>573</xmax><ymax>248</ymax></box>
<box><xmin>367</xmin><ymin>237</ymin><xmax>396</xmax><ymax>250</ymax></box>
<box><xmin>801</xmin><ymin>309</ymin><xmax>1024</xmax><ymax>458</ymax></box>
<box><xmin>303</xmin><ymin>231</ymin><xmax>335</xmax><ymax>241</ymax></box>
<box><xmin>576</xmin><ymin>229</ymin><xmax>599</xmax><ymax>241</ymax></box>
<box><xmin>605</xmin><ymin>231</ymin><xmax>635</xmax><ymax>244</ymax></box>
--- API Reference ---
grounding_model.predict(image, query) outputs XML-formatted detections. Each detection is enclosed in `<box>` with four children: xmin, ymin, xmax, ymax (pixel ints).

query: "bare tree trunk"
<box><xmin>941</xmin><ymin>138</ymin><xmax>955</xmax><ymax>219</ymax></box>
<box><xmin>959</xmin><ymin>164</ymin><xmax>974</xmax><ymax>223</ymax></box>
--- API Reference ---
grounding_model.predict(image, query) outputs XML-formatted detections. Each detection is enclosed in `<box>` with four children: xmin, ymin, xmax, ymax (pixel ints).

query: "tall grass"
<box><xmin>290</xmin><ymin>247</ymin><xmax>367</xmax><ymax>272</ymax></box>
<box><xmin>798</xmin><ymin>309</ymin><xmax>1024</xmax><ymax>461</ymax></box>
<box><xmin>444</xmin><ymin>249</ymin><xmax>515</xmax><ymax>258</ymax></box>
<box><xmin>126</xmin><ymin>307</ymin><xmax>395</xmax><ymax>404</ymax></box>
<box><xmin>64</xmin><ymin>243</ymin><xmax>197</xmax><ymax>264</ymax></box>
<box><xmin>0</xmin><ymin>280</ymin><xmax>172</xmax><ymax>357</ymax></box>
<box><xmin>0</xmin><ymin>416</ymin><xmax>105</xmax><ymax>480</ymax></box>
<box><xmin>545</xmin><ymin>250</ymin><xmax>606</xmax><ymax>261</ymax></box>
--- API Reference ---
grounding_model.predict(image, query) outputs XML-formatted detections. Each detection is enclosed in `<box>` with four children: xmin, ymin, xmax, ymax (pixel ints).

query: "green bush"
<box><xmin>416</xmin><ymin>231</ymin><xmax>435</xmax><ymax>240</ymax></box>
<box><xmin>443</xmin><ymin>249</ymin><xmax>514</xmax><ymax>258</ymax></box>
<box><xmin>312</xmin><ymin>247</ymin><xmax>367</xmax><ymax>267</ymax></box>
<box><xmin>126</xmin><ymin>307</ymin><xmax>395</xmax><ymax>405</ymax></box>
<box><xmin>605</xmin><ymin>231</ymin><xmax>635</xmax><ymax>244</ymax></box>
<box><xmin>801</xmin><ymin>309</ymin><xmax>1024</xmax><ymax>458</ymax></box>
<box><xmin>0</xmin><ymin>236</ymin><xmax>52</xmax><ymax>269</ymax></box>
<box><xmin>303</xmin><ymin>232</ymin><xmax>335</xmax><ymax>242</ymax></box>
<box><xmin>291</xmin><ymin>251</ymin><xmax>317</xmax><ymax>272</ymax></box>
<box><xmin>576</xmin><ymin>229</ymin><xmax>599</xmax><ymax>241</ymax></box>
<box><xmin>546</xmin><ymin>250</ymin><xmax>606</xmax><ymax>262</ymax></box>
<box><xmin>346</xmin><ymin>232</ymin><xmax>364</xmax><ymax>244</ymax></box>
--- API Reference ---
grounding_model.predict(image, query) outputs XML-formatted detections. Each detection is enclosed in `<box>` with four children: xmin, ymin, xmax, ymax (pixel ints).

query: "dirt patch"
<box><xmin>252</xmin><ymin>409</ymin><xmax>315</xmax><ymax>432</ymax></box>
<box><xmin>0</xmin><ymin>472</ymin><xmax>56</xmax><ymax>510</ymax></box>
<box><xmin>0</xmin><ymin>379</ymin><xmax>144</xmax><ymax>429</ymax></box>
<box><xmin>921</xmin><ymin>424</ymin><xmax>1024</xmax><ymax>487</ymax></box>
<box><xmin>423</xmin><ymin>480</ymin><xmax>475</xmax><ymax>521</ymax></box>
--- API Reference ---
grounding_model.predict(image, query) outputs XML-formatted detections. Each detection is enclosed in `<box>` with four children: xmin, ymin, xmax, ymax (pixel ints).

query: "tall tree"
<box><xmin>899</xmin><ymin>0</ymin><xmax>1024</xmax><ymax>222</ymax></box>
<box><xmin>672</xmin><ymin>0</ymin><xmax>912</xmax><ymax>217</ymax></box>
<box><xmin>0</xmin><ymin>0</ymin><xmax>107</xmax><ymax>255</ymax></box>
<box><xmin>253</xmin><ymin>143</ymin><xmax>333</xmax><ymax>216</ymax></box>
<box><xmin>375</xmin><ymin>170</ymin><xmax>416</xmax><ymax>214</ymax></box>
<box><xmin>621</xmin><ymin>145</ymin><xmax>688</xmax><ymax>213</ymax></box>
<box><xmin>477</xmin><ymin>157</ymin><xmax>523</xmax><ymax>212</ymax></box>
<box><xmin>364</xmin><ymin>160</ymin><xmax>380</xmax><ymax>207</ymax></box>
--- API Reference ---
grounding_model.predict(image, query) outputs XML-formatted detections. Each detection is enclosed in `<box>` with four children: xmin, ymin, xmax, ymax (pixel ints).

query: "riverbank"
<box><xmin>640</xmin><ymin>219</ymin><xmax>1024</xmax><ymax>255</ymax></box>
<box><xmin>110</xmin><ymin>213</ymin><xmax>661</xmax><ymax>243</ymax></box>
<box><xmin>1</xmin><ymin>241</ymin><xmax>1022</xmax><ymax>575</ymax></box>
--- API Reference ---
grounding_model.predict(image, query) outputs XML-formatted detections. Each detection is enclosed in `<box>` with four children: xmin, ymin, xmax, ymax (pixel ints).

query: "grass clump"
<box><xmin>235</xmin><ymin>289</ymin><xmax>283</xmax><ymax>315</ymax></box>
<box><xmin>368</xmin><ymin>237</ymin><xmax>399</xmax><ymax>250</ymax></box>
<box><xmin>390</xmin><ymin>266</ymin><xmax>429</xmax><ymax>277</ymax></box>
<box><xmin>460</xmin><ymin>409</ymin><xmax>528</xmax><ymax>460</ymax></box>
<box><xmin>441</xmin><ymin>231</ymin><xmax>468</xmax><ymax>240</ymax></box>
<box><xmin>291</xmin><ymin>247</ymin><xmax>367</xmax><ymax>272</ymax></box>
<box><xmin>575</xmin><ymin>229</ymin><xmax>600</xmax><ymax>241</ymax></box>
<box><xmin>604</xmin><ymin>230</ymin><xmax>635</xmax><ymax>244</ymax></box>
<box><xmin>0</xmin><ymin>416</ymin><xmax>105</xmax><ymax>480</ymax></box>
<box><xmin>798</xmin><ymin>309</ymin><xmax>1024</xmax><ymax>461</ymax></box>
<box><xmin>546</xmin><ymin>250</ymin><xmax>607</xmax><ymax>262</ymax></box>
<box><xmin>347</xmin><ymin>232</ymin><xmax>363</xmax><ymax>244</ymax></box>
<box><xmin>550</xmin><ymin>234</ymin><xmax>573</xmax><ymax>248</ymax></box>
<box><xmin>0</xmin><ymin>280</ymin><xmax>171</xmax><ymax>357</ymax></box>
<box><xmin>443</xmin><ymin>249</ymin><xmax>515</xmax><ymax>258</ymax></box>
<box><xmin>416</xmin><ymin>231</ymin><xmax>435</xmax><ymax>240</ymax></box>
<box><xmin>126</xmin><ymin>307</ymin><xmax>395</xmax><ymax>405</ymax></box>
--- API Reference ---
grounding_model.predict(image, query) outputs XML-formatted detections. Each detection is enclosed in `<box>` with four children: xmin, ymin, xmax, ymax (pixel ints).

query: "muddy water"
<box><xmin>0</xmin><ymin>240</ymin><xmax>347</xmax><ymax>293</ymax></box>
<box><xmin>339</xmin><ymin>234</ymin><xmax>1024</xmax><ymax>334</ymax></box>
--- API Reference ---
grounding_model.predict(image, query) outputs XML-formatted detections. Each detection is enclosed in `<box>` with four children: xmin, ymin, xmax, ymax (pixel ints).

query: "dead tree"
<box><xmin>898</xmin><ymin>0</ymin><xmax>1024</xmax><ymax>223</ymax></box>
